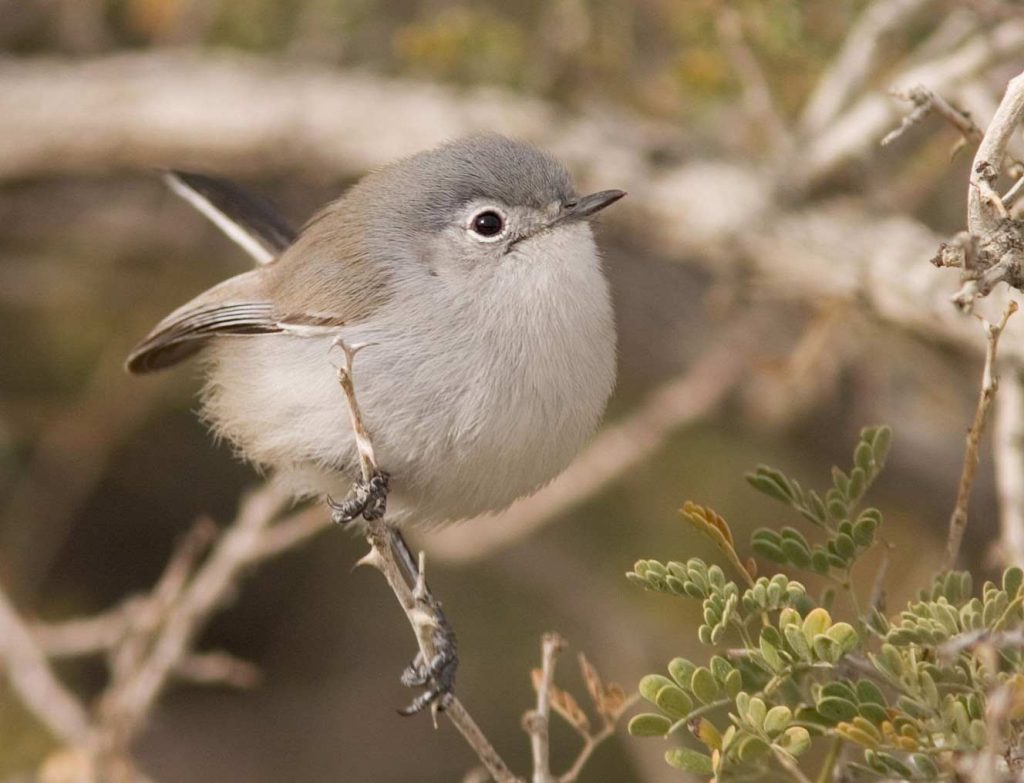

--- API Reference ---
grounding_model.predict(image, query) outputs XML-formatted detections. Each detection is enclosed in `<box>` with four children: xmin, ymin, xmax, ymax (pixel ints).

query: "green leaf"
<box><xmin>825</xmin><ymin>622</ymin><xmax>859</xmax><ymax>654</ymax></box>
<box><xmin>780</xmin><ymin>537</ymin><xmax>812</xmax><ymax>568</ymax></box>
<box><xmin>746</xmin><ymin>696</ymin><xmax>768</xmax><ymax>729</ymax></box>
<box><xmin>784</xmin><ymin>623</ymin><xmax>813</xmax><ymax>663</ymax></box>
<box><xmin>763</xmin><ymin>705</ymin><xmax>792</xmax><ymax>736</ymax></box>
<box><xmin>812</xmin><ymin>634</ymin><xmax>842</xmax><ymax>663</ymax></box>
<box><xmin>628</xmin><ymin>713</ymin><xmax>671</xmax><ymax>736</ymax></box>
<box><xmin>852</xmin><ymin>516</ymin><xmax>877</xmax><ymax>546</ymax></box>
<box><xmin>639</xmin><ymin>674</ymin><xmax>675</xmax><ymax>705</ymax></box>
<box><xmin>655</xmin><ymin>684</ymin><xmax>693</xmax><ymax>719</ymax></box>
<box><xmin>910</xmin><ymin>753</ymin><xmax>939</xmax><ymax>777</ymax></box>
<box><xmin>665</xmin><ymin>748</ymin><xmax>714</xmax><ymax>775</ymax></box>
<box><xmin>802</xmin><ymin>607</ymin><xmax>832</xmax><ymax>642</ymax></box>
<box><xmin>691</xmin><ymin>667</ymin><xmax>719</xmax><ymax>704</ymax></box>
<box><xmin>871</xmin><ymin>426</ymin><xmax>892</xmax><ymax>468</ymax></box>
<box><xmin>858</xmin><ymin>703</ymin><xmax>888</xmax><ymax>724</ymax></box>
<box><xmin>746</xmin><ymin>468</ymin><xmax>795</xmax><ymax>502</ymax></box>
<box><xmin>709</xmin><ymin>655</ymin><xmax>733</xmax><ymax>684</ymax></box>
<box><xmin>856</xmin><ymin>679</ymin><xmax>886</xmax><ymax>707</ymax></box>
<box><xmin>848</xmin><ymin>467</ymin><xmax>866</xmax><ymax>502</ymax></box>
<box><xmin>736</xmin><ymin>734</ymin><xmax>770</xmax><ymax>761</ymax></box>
<box><xmin>668</xmin><ymin>658</ymin><xmax>696</xmax><ymax>690</ymax></box>
<box><xmin>811</xmin><ymin>549</ymin><xmax>831</xmax><ymax>574</ymax></box>
<box><xmin>816</xmin><ymin>696</ymin><xmax>858</xmax><ymax>723</ymax></box>
<box><xmin>821</xmin><ymin>682</ymin><xmax>857</xmax><ymax>702</ymax></box>
<box><xmin>1004</xmin><ymin>566</ymin><xmax>1024</xmax><ymax>598</ymax></box>
<box><xmin>833</xmin><ymin>532</ymin><xmax>856</xmax><ymax>560</ymax></box>
<box><xmin>759</xmin><ymin>636</ymin><xmax>784</xmax><ymax>671</ymax></box>
<box><xmin>777</xmin><ymin>725</ymin><xmax>811</xmax><ymax>756</ymax></box>
<box><xmin>831</xmin><ymin>467</ymin><xmax>850</xmax><ymax>496</ymax></box>
<box><xmin>723</xmin><ymin>669</ymin><xmax>743</xmax><ymax>698</ymax></box>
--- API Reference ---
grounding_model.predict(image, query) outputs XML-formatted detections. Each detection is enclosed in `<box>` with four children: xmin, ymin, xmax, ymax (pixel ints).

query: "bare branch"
<box><xmin>881</xmin><ymin>84</ymin><xmax>982</xmax><ymax>148</ymax></box>
<box><xmin>173</xmin><ymin>651</ymin><xmax>262</xmax><ymax>689</ymax></box>
<box><xmin>968</xmin><ymin>70</ymin><xmax>1024</xmax><ymax>236</ymax></box>
<box><xmin>994</xmin><ymin>365</ymin><xmax>1024</xmax><ymax>569</ymax></box>
<box><xmin>95</xmin><ymin>482</ymin><xmax>291</xmax><ymax>748</ymax></box>
<box><xmin>944</xmin><ymin>301</ymin><xmax>1018</xmax><ymax>570</ymax></box>
<box><xmin>524</xmin><ymin>633</ymin><xmax>565</xmax><ymax>783</ymax></box>
<box><xmin>801</xmin><ymin>19</ymin><xmax>1024</xmax><ymax>188</ymax></box>
<box><xmin>332</xmin><ymin>339</ymin><xmax>521</xmax><ymax>783</ymax></box>
<box><xmin>0</xmin><ymin>583</ymin><xmax>91</xmax><ymax>744</ymax></box>
<box><xmin>714</xmin><ymin>6</ymin><xmax>791</xmax><ymax>157</ymax></box>
<box><xmin>800</xmin><ymin>0</ymin><xmax>935</xmax><ymax>135</ymax></box>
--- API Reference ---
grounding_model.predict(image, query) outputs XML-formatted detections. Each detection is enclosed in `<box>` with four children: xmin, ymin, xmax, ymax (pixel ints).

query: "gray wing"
<box><xmin>164</xmin><ymin>170</ymin><xmax>298</xmax><ymax>264</ymax></box>
<box><xmin>126</xmin><ymin>270</ymin><xmax>281</xmax><ymax>374</ymax></box>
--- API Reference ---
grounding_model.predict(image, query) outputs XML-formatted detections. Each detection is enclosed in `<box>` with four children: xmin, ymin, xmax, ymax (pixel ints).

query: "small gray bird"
<box><xmin>128</xmin><ymin>135</ymin><xmax>624</xmax><ymax>528</ymax></box>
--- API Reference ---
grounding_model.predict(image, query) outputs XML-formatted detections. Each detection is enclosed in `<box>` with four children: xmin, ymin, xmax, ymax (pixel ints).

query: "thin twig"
<box><xmin>944</xmin><ymin>301</ymin><xmax>1018</xmax><ymax>570</ymax></box>
<box><xmin>773</xmin><ymin>745</ymin><xmax>817</xmax><ymax>783</ymax></box>
<box><xmin>333</xmin><ymin>339</ymin><xmax>521</xmax><ymax>783</ymax></box>
<box><xmin>993</xmin><ymin>365</ymin><xmax>1024</xmax><ymax>569</ymax></box>
<box><xmin>881</xmin><ymin>84</ymin><xmax>982</xmax><ymax>149</ymax></box>
<box><xmin>558</xmin><ymin>722</ymin><xmax>616</xmax><ymax>783</ymax></box>
<box><xmin>524</xmin><ymin>633</ymin><xmax>565</xmax><ymax>783</ymax></box>
<box><xmin>95</xmin><ymin>483</ymin><xmax>291</xmax><ymax>750</ymax></box>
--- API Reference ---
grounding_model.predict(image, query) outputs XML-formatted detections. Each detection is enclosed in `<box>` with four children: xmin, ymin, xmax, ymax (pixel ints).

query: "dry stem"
<box><xmin>524</xmin><ymin>633</ymin><xmax>565</xmax><ymax>783</ymax></box>
<box><xmin>333</xmin><ymin>339</ymin><xmax>521</xmax><ymax>783</ymax></box>
<box><xmin>944</xmin><ymin>301</ymin><xmax>1018</xmax><ymax>569</ymax></box>
<box><xmin>994</xmin><ymin>365</ymin><xmax>1024</xmax><ymax>569</ymax></box>
<box><xmin>881</xmin><ymin>84</ymin><xmax>982</xmax><ymax>149</ymax></box>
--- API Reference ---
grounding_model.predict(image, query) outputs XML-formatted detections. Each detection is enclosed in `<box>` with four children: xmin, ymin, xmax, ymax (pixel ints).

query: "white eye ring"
<box><xmin>466</xmin><ymin>207</ymin><xmax>508</xmax><ymax>242</ymax></box>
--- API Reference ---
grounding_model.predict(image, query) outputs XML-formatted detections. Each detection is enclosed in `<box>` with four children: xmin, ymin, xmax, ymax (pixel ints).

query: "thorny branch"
<box><xmin>331</xmin><ymin>339</ymin><xmax>520</xmax><ymax>783</ymax></box>
<box><xmin>944</xmin><ymin>301</ymin><xmax>1018</xmax><ymax>570</ymax></box>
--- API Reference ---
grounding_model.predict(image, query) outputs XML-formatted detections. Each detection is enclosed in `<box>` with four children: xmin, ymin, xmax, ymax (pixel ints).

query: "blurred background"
<box><xmin>2</xmin><ymin>1</ymin><xmax>1024</xmax><ymax>780</ymax></box>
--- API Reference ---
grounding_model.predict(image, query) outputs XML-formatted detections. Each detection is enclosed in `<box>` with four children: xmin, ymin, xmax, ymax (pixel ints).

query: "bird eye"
<box><xmin>470</xmin><ymin>210</ymin><xmax>505</xmax><ymax>238</ymax></box>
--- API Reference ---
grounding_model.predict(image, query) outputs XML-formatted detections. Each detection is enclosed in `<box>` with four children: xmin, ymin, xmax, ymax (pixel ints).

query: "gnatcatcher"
<box><xmin>128</xmin><ymin>135</ymin><xmax>625</xmax><ymax>527</ymax></box>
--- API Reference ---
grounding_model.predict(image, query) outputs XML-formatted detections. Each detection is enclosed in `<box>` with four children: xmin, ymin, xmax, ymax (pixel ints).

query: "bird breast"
<box><xmin>201</xmin><ymin>223</ymin><xmax>616</xmax><ymax>526</ymax></box>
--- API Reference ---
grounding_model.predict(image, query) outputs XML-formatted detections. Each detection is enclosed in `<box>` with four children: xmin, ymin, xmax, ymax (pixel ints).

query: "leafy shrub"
<box><xmin>628</xmin><ymin>426</ymin><xmax>1024</xmax><ymax>780</ymax></box>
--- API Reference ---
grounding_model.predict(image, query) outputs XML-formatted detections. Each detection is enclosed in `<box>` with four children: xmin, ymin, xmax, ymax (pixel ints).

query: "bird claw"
<box><xmin>396</xmin><ymin>592</ymin><xmax>458</xmax><ymax>716</ymax></box>
<box><xmin>328</xmin><ymin>471</ymin><xmax>390</xmax><ymax>524</ymax></box>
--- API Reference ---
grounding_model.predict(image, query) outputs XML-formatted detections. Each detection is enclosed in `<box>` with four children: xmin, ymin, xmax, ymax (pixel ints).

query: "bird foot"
<box><xmin>328</xmin><ymin>471</ymin><xmax>390</xmax><ymax>524</ymax></box>
<box><xmin>397</xmin><ymin>612</ymin><xmax>458</xmax><ymax>716</ymax></box>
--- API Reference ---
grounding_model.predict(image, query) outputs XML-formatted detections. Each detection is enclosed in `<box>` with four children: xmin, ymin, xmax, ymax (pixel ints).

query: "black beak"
<box><xmin>556</xmin><ymin>189</ymin><xmax>626</xmax><ymax>224</ymax></box>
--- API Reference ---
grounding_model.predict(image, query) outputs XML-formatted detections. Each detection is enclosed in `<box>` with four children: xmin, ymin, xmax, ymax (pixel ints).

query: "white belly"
<box><xmin>200</xmin><ymin>227</ymin><xmax>616</xmax><ymax>526</ymax></box>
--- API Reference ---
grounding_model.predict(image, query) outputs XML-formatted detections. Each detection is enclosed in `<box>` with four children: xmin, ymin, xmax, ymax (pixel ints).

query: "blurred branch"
<box><xmin>3</xmin><ymin>53</ymin><xmax>1024</xmax><ymax>372</ymax></box>
<box><xmin>994</xmin><ymin>365</ymin><xmax>1024</xmax><ymax>569</ymax></box>
<box><xmin>714</xmin><ymin>6</ymin><xmax>791</xmax><ymax>158</ymax></box>
<box><xmin>95</xmin><ymin>484</ymin><xmax>291</xmax><ymax>752</ymax></box>
<box><xmin>0</xmin><ymin>583</ymin><xmax>91</xmax><ymax>744</ymax></box>
<box><xmin>800</xmin><ymin>18</ymin><xmax>1024</xmax><ymax>189</ymax></box>
<box><xmin>800</xmin><ymin>0</ymin><xmax>935</xmax><ymax>136</ymax></box>
<box><xmin>944</xmin><ymin>301</ymin><xmax>1017</xmax><ymax>570</ymax></box>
